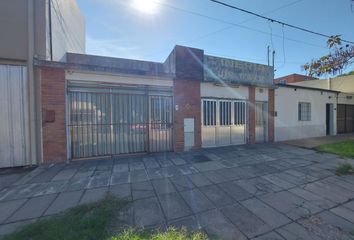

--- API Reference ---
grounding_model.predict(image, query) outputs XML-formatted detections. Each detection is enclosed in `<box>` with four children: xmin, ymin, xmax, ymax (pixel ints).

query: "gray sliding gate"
<box><xmin>67</xmin><ymin>84</ymin><xmax>173</xmax><ymax>159</ymax></box>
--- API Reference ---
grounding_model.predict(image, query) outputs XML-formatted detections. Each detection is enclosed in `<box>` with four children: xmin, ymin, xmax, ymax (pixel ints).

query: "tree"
<box><xmin>303</xmin><ymin>35</ymin><xmax>354</xmax><ymax>77</ymax></box>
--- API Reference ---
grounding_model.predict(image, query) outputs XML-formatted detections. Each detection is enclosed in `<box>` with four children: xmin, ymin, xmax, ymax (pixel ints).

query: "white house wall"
<box><xmin>338</xmin><ymin>93</ymin><xmax>354</xmax><ymax>105</ymax></box>
<box><xmin>275</xmin><ymin>87</ymin><xmax>337</xmax><ymax>141</ymax></box>
<box><xmin>65</xmin><ymin>71</ymin><xmax>173</xmax><ymax>87</ymax></box>
<box><xmin>255</xmin><ymin>87</ymin><xmax>268</xmax><ymax>102</ymax></box>
<box><xmin>200</xmin><ymin>83</ymin><xmax>248</xmax><ymax>99</ymax></box>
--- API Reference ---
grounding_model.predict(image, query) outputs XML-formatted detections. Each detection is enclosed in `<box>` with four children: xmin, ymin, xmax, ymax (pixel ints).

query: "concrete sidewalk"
<box><xmin>283</xmin><ymin>133</ymin><xmax>354</xmax><ymax>149</ymax></box>
<box><xmin>1</xmin><ymin>143</ymin><xmax>354</xmax><ymax>239</ymax></box>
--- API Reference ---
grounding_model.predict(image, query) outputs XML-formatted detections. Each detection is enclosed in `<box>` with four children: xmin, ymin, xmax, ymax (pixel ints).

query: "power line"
<box><xmin>143</xmin><ymin>0</ymin><xmax>326</xmax><ymax>58</ymax></box>
<box><xmin>209</xmin><ymin>0</ymin><xmax>354</xmax><ymax>44</ymax></box>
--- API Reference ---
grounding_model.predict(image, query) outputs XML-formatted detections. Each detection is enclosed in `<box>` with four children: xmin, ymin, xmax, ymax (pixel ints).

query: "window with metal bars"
<box><xmin>219</xmin><ymin>101</ymin><xmax>232</xmax><ymax>126</ymax></box>
<box><xmin>234</xmin><ymin>102</ymin><xmax>246</xmax><ymax>125</ymax></box>
<box><xmin>298</xmin><ymin>102</ymin><xmax>311</xmax><ymax>121</ymax></box>
<box><xmin>203</xmin><ymin>100</ymin><xmax>216</xmax><ymax>126</ymax></box>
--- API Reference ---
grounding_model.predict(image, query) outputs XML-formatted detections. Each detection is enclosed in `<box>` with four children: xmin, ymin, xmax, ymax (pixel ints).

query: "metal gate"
<box><xmin>337</xmin><ymin>104</ymin><xmax>354</xmax><ymax>134</ymax></box>
<box><xmin>255</xmin><ymin>102</ymin><xmax>268</xmax><ymax>143</ymax></box>
<box><xmin>67</xmin><ymin>84</ymin><xmax>173</xmax><ymax>159</ymax></box>
<box><xmin>201</xmin><ymin>98</ymin><xmax>247</xmax><ymax>147</ymax></box>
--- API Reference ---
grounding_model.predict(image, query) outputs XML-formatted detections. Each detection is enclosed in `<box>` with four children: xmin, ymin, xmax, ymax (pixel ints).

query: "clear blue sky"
<box><xmin>76</xmin><ymin>0</ymin><xmax>354</xmax><ymax>78</ymax></box>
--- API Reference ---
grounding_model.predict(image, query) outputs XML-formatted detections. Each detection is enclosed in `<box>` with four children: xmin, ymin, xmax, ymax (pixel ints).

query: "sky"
<box><xmin>76</xmin><ymin>0</ymin><xmax>354</xmax><ymax>78</ymax></box>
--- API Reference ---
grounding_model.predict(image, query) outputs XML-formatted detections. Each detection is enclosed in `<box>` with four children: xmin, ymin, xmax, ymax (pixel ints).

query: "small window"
<box><xmin>220</xmin><ymin>101</ymin><xmax>231</xmax><ymax>126</ymax></box>
<box><xmin>298</xmin><ymin>102</ymin><xmax>311</xmax><ymax>121</ymax></box>
<box><xmin>234</xmin><ymin>102</ymin><xmax>246</xmax><ymax>125</ymax></box>
<box><xmin>203</xmin><ymin>100</ymin><xmax>216</xmax><ymax>126</ymax></box>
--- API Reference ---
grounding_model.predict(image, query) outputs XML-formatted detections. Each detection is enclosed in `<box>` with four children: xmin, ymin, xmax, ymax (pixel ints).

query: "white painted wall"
<box><xmin>275</xmin><ymin>86</ymin><xmax>337</xmax><ymax>141</ymax></box>
<box><xmin>338</xmin><ymin>93</ymin><xmax>354</xmax><ymax>105</ymax></box>
<box><xmin>255</xmin><ymin>87</ymin><xmax>268</xmax><ymax>102</ymax></box>
<box><xmin>200</xmin><ymin>83</ymin><xmax>248</xmax><ymax>99</ymax></box>
<box><xmin>66</xmin><ymin>71</ymin><xmax>173</xmax><ymax>87</ymax></box>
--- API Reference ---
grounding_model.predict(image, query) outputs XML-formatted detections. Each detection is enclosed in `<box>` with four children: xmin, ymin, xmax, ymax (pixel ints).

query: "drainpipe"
<box><xmin>27</xmin><ymin>0</ymin><xmax>37</xmax><ymax>166</ymax></box>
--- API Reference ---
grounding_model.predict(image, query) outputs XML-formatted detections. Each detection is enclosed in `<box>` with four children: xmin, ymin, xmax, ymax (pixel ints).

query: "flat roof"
<box><xmin>276</xmin><ymin>83</ymin><xmax>340</xmax><ymax>93</ymax></box>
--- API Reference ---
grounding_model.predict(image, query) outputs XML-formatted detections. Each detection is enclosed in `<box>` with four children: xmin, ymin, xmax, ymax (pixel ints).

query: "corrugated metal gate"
<box><xmin>0</xmin><ymin>65</ymin><xmax>30</xmax><ymax>168</ymax></box>
<box><xmin>337</xmin><ymin>104</ymin><xmax>354</xmax><ymax>134</ymax></box>
<box><xmin>67</xmin><ymin>83</ymin><xmax>173</xmax><ymax>159</ymax></box>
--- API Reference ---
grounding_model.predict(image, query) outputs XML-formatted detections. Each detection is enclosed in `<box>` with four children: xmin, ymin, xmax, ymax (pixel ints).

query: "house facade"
<box><xmin>37</xmin><ymin>46</ymin><xmax>275</xmax><ymax>164</ymax></box>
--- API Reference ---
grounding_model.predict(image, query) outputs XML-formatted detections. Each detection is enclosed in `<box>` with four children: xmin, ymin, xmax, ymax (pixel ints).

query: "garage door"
<box><xmin>0</xmin><ymin>65</ymin><xmax>30</xmax><ymax>168</ymax></box>
<box><xmin>201</xmin><ymin>98</ymin><xmax>247</xmax><ymax>147</ymax></box>
<box><xmin>67</xmin><ymin>83</ymin><xmax>173</xmax><ymax>159</ymax></box>
<box><xmin>337</xmin><ymin>104</ymin><xmax>354</xmax><ymax>134</ymax></box>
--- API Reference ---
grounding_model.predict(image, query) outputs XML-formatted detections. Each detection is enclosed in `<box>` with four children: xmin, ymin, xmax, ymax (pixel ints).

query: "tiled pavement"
<box><xmin>1</xmin><ymin>143</ymin><xmax>354</xmax><ymax>239</ymax></box>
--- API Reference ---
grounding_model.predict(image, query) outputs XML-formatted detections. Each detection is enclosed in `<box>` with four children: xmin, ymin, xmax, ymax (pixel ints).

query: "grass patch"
<box><xmin>2</xmin><ymin>196</ymin><xmax>129</xmax><ymax>240</ymax></box>
<box><xmin>110</xmin><ymin>227</ymin><xmax>207</xmax><ymax>240</ymax></box>
<box><xmin>317</xmin><ymin>140</ymin><xmax>354</xmax><ymax>159</ymax></box>
<box><xmin>336</xmin><ymin>163</ymin><xmax>353</xmax><ymax>176</ymax></box>
<box><xmin>2</xmin><ymin>196</ymin><xmax>206</xmax><ymax>240</ymax></box>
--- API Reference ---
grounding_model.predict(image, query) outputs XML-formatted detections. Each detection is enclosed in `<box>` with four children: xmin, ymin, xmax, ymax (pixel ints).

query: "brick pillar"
<box><xmin>268</xmin><ymin>89</ymin><xmax>275</xmax><ymax>142</ymax></box>
<box><xmin>41</xmin><ymin>67</ymin><xmax>67</xmax><ymax>163</ymax></box>
<box><xmin>170</xmin><ymin>45</ymin><xmax>204</xmax><ymax>152</ymax></box>
<box><xmin>248</xmin><ymin>86</ymin><xmax>256</xmax><ymax>144</ymax></box>
<box><xmin>173</xmin><ymin>80</ymin><xmax>201</xmax><ymax>152</ymax></box>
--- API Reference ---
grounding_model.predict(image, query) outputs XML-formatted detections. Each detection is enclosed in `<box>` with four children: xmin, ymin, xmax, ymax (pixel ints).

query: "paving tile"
<box><xmin>218</xmin><ymin>181</ymin><xmax>252</xmax><ymax>201</ymax></box>
<box><xmin>0</xmin><ymin>199</ymin><xmax>27</xmax><ymax>224</ymax></box>
<box><xmin>65</xmin><ymin>177</ymin><xmax>90</xmax><ymax>192</ymax></box>
<box><xmin>6</xmin><ymin>194</ymin><xmax>57</xmax><ymax>223</ymax></box>
<box><xmin>276</xmin><ymin>222</ymin><xmax>322</xmax><ymax>240</ymax></box>
<box><xmin>242</xmin><ymin>197</ymin><xmax>291</xmax><ymax>228</ymax></box>
<box><xmin>170</xmin><ymin>157</ymin><xmax>187</xmax><ymax>166</ymax></box>
<box><xmin>187</xmin><ymin>173</ymin><xmax>212</xmax><ymax>187</ymax></box>
<box><xmin>28</xmin><ymin>165</ymin><xmax>64</xmax><ymax>183</ymax></box>
<box><xmin>80</xmin><ymin>187</ymin><xmax>108</xmax><ymax>204</ymax></box>
<box><xmin>32</xmin><ymin>181</ymin><xmax>68</xmax><ymax>197</ymax></box>
<box><xmin>289</xmin><ymin>187</ymin><xmax>336</xmax><ymax>210</ymax></box>
<box><xmin>158</xmin><ymin>192</ymin><xmax>192</xmax><ymax>221</ymax></box>
<box><xmin>168</xmin><ymin>215</ymin><xmax>202</xmax><ymax>231</ymax></box>
<box><xmin>129</xmin><ymin>170</ymin><xmax>148</xmax><ymax>183</ymax></box>
<box><xmin>330</xmin><ymin>206</ymin><xmax>354</xmax><ymax>223</ymax></box>
<box><xmin>131</xmin><ymin>181</ymin><xmax>155</xmax><ymax>200</ymax></box>
<box><xmin>169</xmin><ymin>176</ymin><xmax>195</xmax><ymax>192</ymax></box>
<box><xmin>221</xmin><ymin>203</ymin><xmax>271</xmax><ymax>238</ymax></box>
<box><xmin>110</xmin><ymin>172</ymin><xmax>129</xmax><ymax>185</ymax></box>
<box><xmin>199</xmin><ymin>185</ymin><xmax>234</xmax><ymax>208</ymax></box>
<box><xmin>202</xmin><ymin>171</ymin><xmax>228</xmax><ymax>184</ymax></box>
<box><xmin>143</xmin><ymin>159</ymin><xmax>160</xmax><ymax>169</ymax></box>
<box><xmin>44</xmin><ymin>190</ymin><xmax>83</xmax><ymax>215</ymax></box>
<box><xmin>151</xmin><ymin>178</ymin><xmax>176</xmax><ymax>195</ymax></box>
<box><xmin>303</xmin><ymin>182</ymin><xmax>349</xmax><ymax>204</ymax></box>
<box><xmin>192</xmin><ymin>161</ymin><xmax>225</xmax><ymax>172</ymax></box>
<box><xmin>129</xmin><ymin>161</ymin><xmax>145</xmax><ymax>171</ymax></box>
<box><xmin>236</xmin><ymin>177</ymin><xmax>282</xmax><ymax>196</ymax></box>
<box><xmin>260</xmin><ymin>191</ymin><xmax>322</xmax><ymax>220</ymax></box>
<box><xmin>109</xmin><ymin>183</ymin><xmax>131</xmax><ymax>200</ymax></box>
<box><xmin>215</xmin><ymin>168</ymin><xmax>242</xmax><ymax>181</ymax></box>
<box><xmin>196</xmin><ymin>209</ymin><xmax>247</xmax><ymax>240</ymax></box>
<box><xmin>133</xmin><ymin>197</ymin><xmax>165</xmax><ymax>227</ymax></box>
<box><xmin>176</xmin><ymin>165</ymin><xmax>199</xmax><ymax>175</ymax></box>
<box><xmin>252</xmin><ymin>231</ymin><xmax>285</xmax><ymax>240</ymax></box>
<box><xmin>52</xmin><ymin>168</ymin><xmax>77</xmax><ymax>181</ymax></box>
<box><xmin>0</xmin><ymin>219</ymin><xmax>37</xmax><ymax>237</ymax></box>
<box><xmin>261</xmin><ymin>174</ymin><xmax>295</xmax><ymax>189</ymax></box>
<box><xmin>113</xmin><ymin>163</ymin><xmax>129</xmax><ymax>173</ymax></box>
<box><xmin>87</xmin><ymin>171</ymin><xmax>111</xmax><ymax>188</ymax></box>
<box><xmin>315</xmin><ymin>210</ymin><xmax>354</xmax><ymax>233</ymax></box>
<box><xmin>180</xmin><ymin>189</ymin><xmax>214</xmax><ymax>213</ymax></box>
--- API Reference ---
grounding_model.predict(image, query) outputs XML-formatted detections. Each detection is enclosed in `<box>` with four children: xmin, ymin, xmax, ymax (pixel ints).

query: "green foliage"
<box><xmin>317</xmin><ymin>140</ymin><xmax>354</xmax><ymax>159</ymax></box>
<box><xmin>110</xmin><ymin>227</ymin><xmax>208</xmax><ymax>240</ymax></box>
<box><xmin>303</xmin><ymin>36</ymin><xmax>354</xmax><ymax>77</ymax></box>
<box><xmin>336</xmin><ymin>163</ymin><xmax>353</xmax><ymax>176</ymax></box>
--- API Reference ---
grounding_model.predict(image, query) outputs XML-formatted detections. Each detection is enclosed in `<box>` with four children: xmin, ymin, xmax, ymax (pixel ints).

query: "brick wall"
<box><xmin>41</xmin><ymin>67</ymin><xmax>67</xmax><ymax>163</ymax></box>
<box><xmin>173</xmin><ymin>80</ymin><xmax>201</xmax><ymax>152</ymax></box>
<box><xmin>268</xmin><ymin>89</ymin><xmax>275</xmax><ymax>142</ymax></box>
<box><xmin>248</xmin><ymin>86</ymin><xmax>256</xmax><ymax>144</ymax></box>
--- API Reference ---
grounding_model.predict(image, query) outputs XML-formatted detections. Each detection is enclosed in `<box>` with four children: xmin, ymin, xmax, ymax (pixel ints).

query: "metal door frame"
<box><xmin>255</xmin><ymin>101</ymin><xmax>268</xmax><ymax>143</ymax></box>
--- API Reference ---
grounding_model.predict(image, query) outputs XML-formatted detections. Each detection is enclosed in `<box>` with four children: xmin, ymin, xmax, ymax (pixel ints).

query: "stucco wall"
<box><xmin>51</xmin><ymin>0</ymin><xmax>85</xmax><ymax>61</ymax></box>
<box><xmin>291</xmin><ymin>76</ymin><xmax>354</xmax><ymax>94</ymax></box>
<box><xmin>200</xmin><ymin>83</ymin><xmax>249</xmax><ymax>99</ymax></box>
<box><xmin>275</xmin><ymin>86</ymin><xmax>337</xmax><ymax>141</ymax></box>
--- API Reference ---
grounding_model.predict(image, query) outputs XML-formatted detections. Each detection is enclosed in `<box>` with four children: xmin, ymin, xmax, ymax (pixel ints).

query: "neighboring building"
<box><xmin>274</xmin><ymin>85</ymin><xmax>338</xmax><ymax>141</ymax></box>
<box><xmin>274</xmin><ymin>73</ymin><xmax>317</xmax><ymax>84</ymax></box>
<box><xmin>276</xmin><ymin>74</ymin><xmax>354</xmax><ymax>138</ymax></box>
<box><xmin>0</xmin><ymin>0</ymin><xmax>85</xmax><ymax>168</ymax></box>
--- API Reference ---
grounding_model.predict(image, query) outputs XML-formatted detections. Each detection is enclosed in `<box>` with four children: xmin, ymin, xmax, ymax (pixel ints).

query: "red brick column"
<box><xmin>41</xmin><ymin>67</ymin><xmax>67</xmax><ymax>163</ymax></box>
<box><xmin>173</xmin><ymin>80</ymin><xmax>201</xmax><ymax>152</ymax></box>
<box><xmin>268</xmin><ymin>89</ymin><xmax>275</xmax><ymax>142</ymax></box>
<box><xmin>248</xmin><ymin>86</ymin><xmax>256</xmax><ymax>144</ymax></box>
